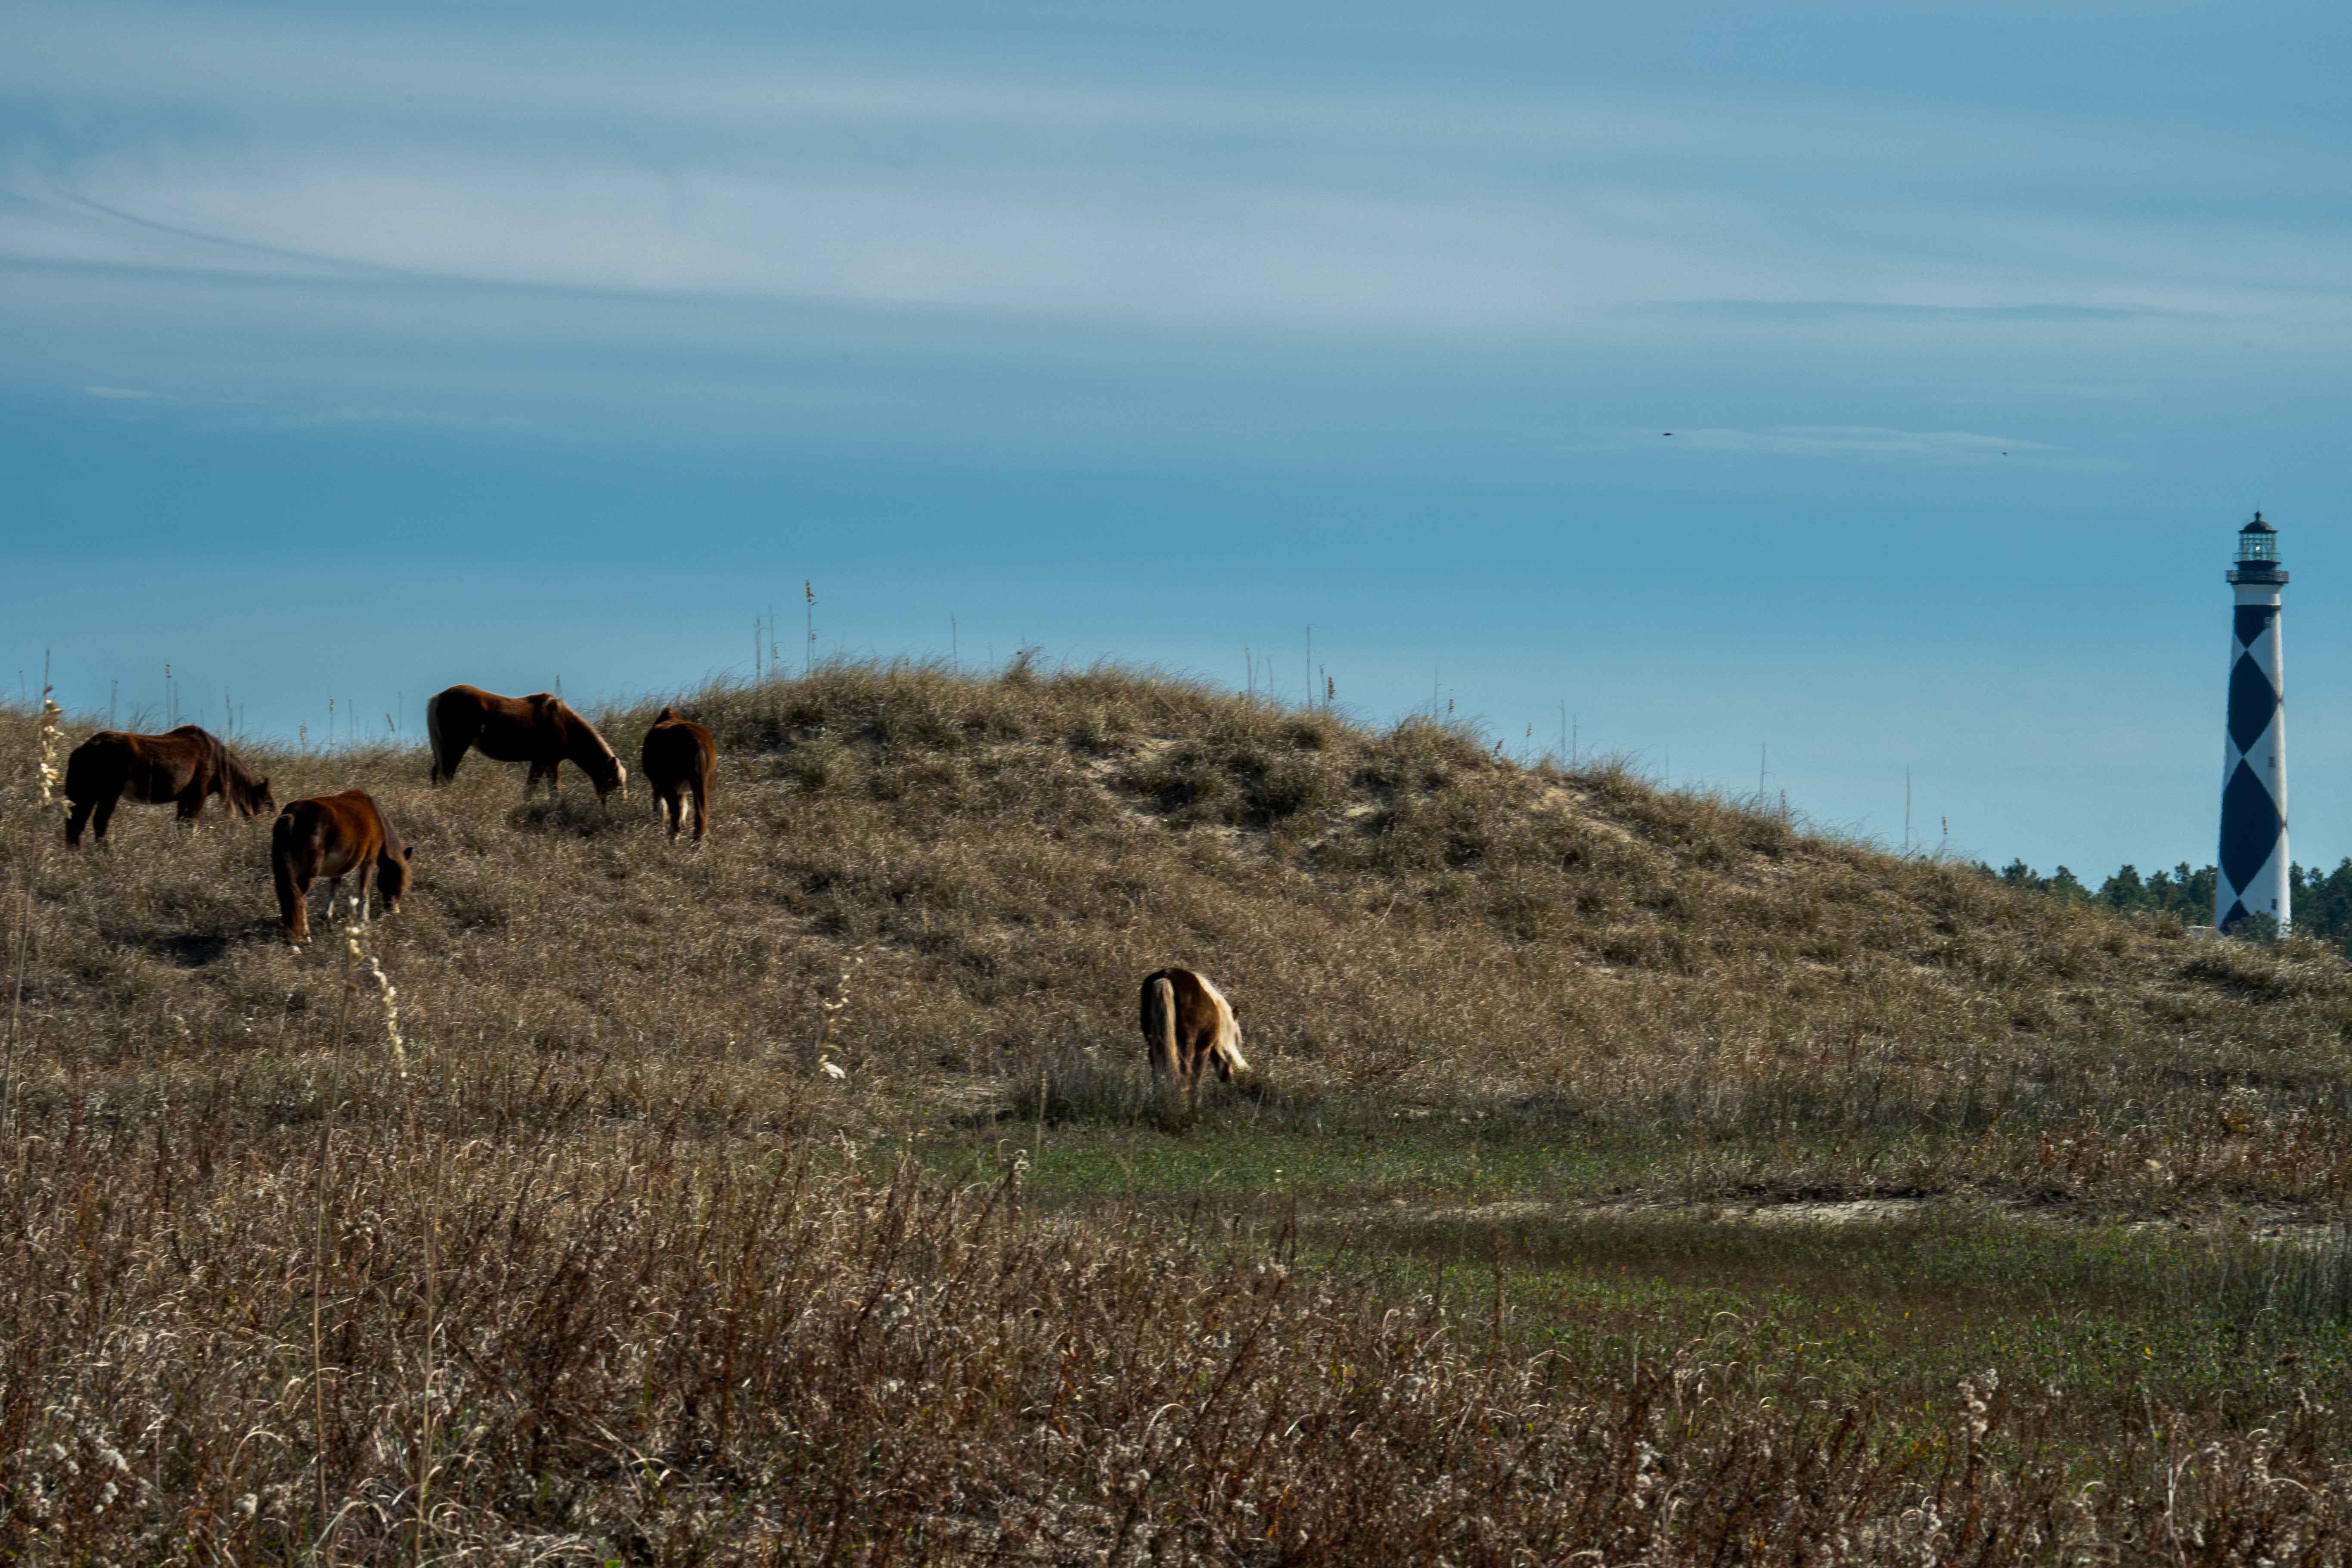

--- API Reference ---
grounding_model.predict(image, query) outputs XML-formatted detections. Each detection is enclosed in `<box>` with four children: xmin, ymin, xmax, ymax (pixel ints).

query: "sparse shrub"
<box><xmin>783</xmin><ymin>733</ymin><xmax>855</xmax><ymax>793</ymax></box>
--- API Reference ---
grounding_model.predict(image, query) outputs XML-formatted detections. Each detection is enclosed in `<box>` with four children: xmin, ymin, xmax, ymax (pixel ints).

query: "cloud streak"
<box><xmin>1648</xmin><ymin>426</ymin><xmax>2059</xmax><ymax>461</ymax></box>
<box><xmin>2</xmin><ymin>0</ymin><xmax>2348</xmax><ymax>481</ymax></box>
<box><xmin>4</xmin><ymin>2</ymin><xmax>2347</xmax><ymax>347</ymax></box>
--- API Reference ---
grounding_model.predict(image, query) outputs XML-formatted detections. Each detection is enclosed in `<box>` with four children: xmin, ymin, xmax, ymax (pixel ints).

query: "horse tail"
<box><xmin>425</xmin><ymin>691</ymin><xmax>450</xmax><ymax>783</ymax></box>
<box><xmin>271</xmin><ymin>809</ymin><xmax>304</xmax><ymax>942</ymax></box>
<box><xmin>698</xmin><ymin>731</ymin><xmax>717</xmax><ymax>828</ymax></box>
<box><xmin>62</xmin><ymin>734</ymin><xmax>100</xmax><ymax>805</ymax></box>
<box><xmin>1143</xmin><ymin>975</ymin><xmax>1180</xmax><ymax>1080</ymax></box>
<box><xmin>62</xmin><ymin>735</ymin><xmax>103</xmax><ymax>847</ymax></box>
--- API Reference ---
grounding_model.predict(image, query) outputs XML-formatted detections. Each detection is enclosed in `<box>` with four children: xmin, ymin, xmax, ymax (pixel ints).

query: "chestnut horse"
<box><xmin>1139</xmin><ymin>966</ymin><xmax>1250</xmax><ymax>1101</ymax></box>
<box><xmin>426</xmin><ymin>684</ymin><xmax>626</xmax><ymax>801</ymax></box>
<box><xmin>639</xmin><ymin>707</ymin><xmax>716</xmax><ymax>842</ymax></box>
<box><xmin>273</xmin><ymin>790</ymin><xmax>413</xmax><ymax>946</ymax></box>
<box><xmin>63</xmin><ymin>726</ymin><xmax>273</xmax><ymax>848</ymax></box>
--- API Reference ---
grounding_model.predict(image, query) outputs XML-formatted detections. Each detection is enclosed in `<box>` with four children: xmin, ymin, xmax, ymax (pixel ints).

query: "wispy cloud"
<box><xmin>1</xmin><ymin>0</ymin><xmax>2347</xmax><ymax>475</ymax></box>
<box><xmin>1650</xmin><ymin>301</ymin><xmax>2178</xmax><ymax>325</ymax></box>
<box><xmin>3</xmin><ymin>2</ymin><xmax>2345</xmax><ymax>344</ymax></box>
<box><xmin>1646</xmin><ymin>426</ymin><xmax>2058</xmax><ymax>461</ymax></box>
<box><xmin>83</xmin><ymin>384</ymin><xmax>171</xmax><ymax>400</ymax></box>
<box><xmin>269</xmin><ymin>407</ymin><xmax>533</xmax><ymax>432</ymax></box>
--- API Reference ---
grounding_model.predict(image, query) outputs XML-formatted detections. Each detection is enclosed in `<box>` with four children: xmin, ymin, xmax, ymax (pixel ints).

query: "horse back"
<box><xmin>437</xmin><ymin>685</ymin><xmax>547</xmax><ymax>762</ymax></box>
<box><xmin>641</xmin><ymin>712</ymin><xmax>717</xmax><ymax>789</ymax></box>
<box><xmin>1139</xmin><ymin>966</ymin><xmax>1247</xmax><ymax>1080</ymax></box>
<box><xmin>275</xmin><ymin>790</ymin><xmax>390</xmax><ymax>881</ymax></box>
<box><xmin>73</xmin><ymin>727</ymin><xmax>217</xmax><ymax>801</ymax></box>
<box><xmin>65</xmin><ymin>731</ymin><xmax>136</xmax><ymax>798</ymax></box>
<box><xmin>1139</xmin><ymin>966</ymin><xmax>1214</xmax><ymax>1042</ymax></box>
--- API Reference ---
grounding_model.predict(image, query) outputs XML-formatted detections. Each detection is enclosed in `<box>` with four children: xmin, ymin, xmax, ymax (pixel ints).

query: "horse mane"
<box><xmin>379</xmin><ymin>809</ymin><xmax>415</xmax><ymax>902</ymax></box>
<box><xmin>218</xmin><ymin>743</ymin><xmax>265</xmax><ymax>800</ymax></box>
<box><xmin>166</xmin><ymin>725</ymin><xmax>265</xmax><ymax>809</ymax></box>
<box><xmin>568</xmin><ymin>703</ymin><xmax>619</xmax><ymax>767</ymax></box>
<box><xmin>1194</xmin><ymin>971</ymin><xmax>1249</xmax><ymax>1074</ymax></box>
<box><xmin>544</xmin><ymin>696</ymin><xmax>624</xmax><ymax>787</ymax></box>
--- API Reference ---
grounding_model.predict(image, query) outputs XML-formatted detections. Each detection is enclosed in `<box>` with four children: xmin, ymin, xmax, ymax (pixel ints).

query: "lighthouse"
<box><xmin>2218</xmin><ymin>512</ymin><xmax>2290</xmax><ymax>931</ymax></box>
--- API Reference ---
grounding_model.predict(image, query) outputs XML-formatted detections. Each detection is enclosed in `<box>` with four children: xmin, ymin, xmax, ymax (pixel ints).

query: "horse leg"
<box><xmin>90</xmin><ymin>792</ymin><xmax>119</xmax><ymax>846</ymax></box>
<box><xmin>690</xmin><ymin>784</ymin><xmax>707</xmax><ymax>843</ymax></box>
<box><xmin>65</xmin><ymin>794</ymin><xmax>95</xmax><ymax>848</ymax></box>
<box><xmin>282</xmin><ymin>873</ymin><xmax>311</xmax><ymax>946</ymax></box>
<box><xmin>177</xmin><ymin>783</ymin><xmax>206</xmax><ymax>832</ymax></box>
<box><xmin>1184</xmin><ymin>1031</ymin><xmax>1209</xmax><ymax>1112</ymax></box>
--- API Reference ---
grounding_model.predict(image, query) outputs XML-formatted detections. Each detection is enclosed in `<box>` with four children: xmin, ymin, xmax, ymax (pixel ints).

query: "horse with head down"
<box><xmin>425</xmin><ymin>684</ymin><xmax>626</xmax><ymax>802</ymax></box>
<box><xmin>1139</xmin><ymin>966</ymin><xmax>1250</xmax><ymax>1104</ymax></box>
<box><xmin>273</xmin><ymin>789</ymin><xmax>413</xmax><ymax>947</ymax></box>
<box><xmin>639</xmin><ymin>707</ymin><xmax>717</xmax><ymax>842</ymax></box>
<box><xmin>63</xmin><ymin>725</ymin><xmax>273</xmax><ymax>848</ymax></box>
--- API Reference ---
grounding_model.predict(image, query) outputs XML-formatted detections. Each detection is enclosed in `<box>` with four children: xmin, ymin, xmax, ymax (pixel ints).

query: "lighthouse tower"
<box><xmin>2218</xmin><ymin>512</ymin><xmax>2290</xmax><ymax>931</ymax></box>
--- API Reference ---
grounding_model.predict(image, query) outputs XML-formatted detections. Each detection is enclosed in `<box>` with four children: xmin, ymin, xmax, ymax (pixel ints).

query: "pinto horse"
<box><xmin>639</xmin><ymin>707</ymin><xmax>716</xmax><ymax>842</ymax></box>
<box><xmin>425</xmin><ymin>684</ymin><xmax>626</xmax><ymax>802</ymax></box>
<box><xmin>1139</xmin><ymin>966</ymin><xmax>1250</xmax><ymax>1101</ymax></box>
<box><xmin>273</xmin><ymin>790</ymin><xmax>413</xmax><ymax>947</ymax></box>
<box><xmin>63</xmin><ymin>726</ymin><xmax>273</xmax><ymax>848</ymax></box>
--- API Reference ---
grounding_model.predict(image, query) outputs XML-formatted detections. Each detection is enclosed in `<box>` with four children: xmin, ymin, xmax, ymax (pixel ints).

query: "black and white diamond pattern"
<box><xmin>2217</xmin><ymin>599</ymin><xmax>2287</xmax><ymax>929</ymax></box>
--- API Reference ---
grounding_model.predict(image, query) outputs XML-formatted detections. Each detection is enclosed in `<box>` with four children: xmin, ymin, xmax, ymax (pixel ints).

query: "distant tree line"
<box><xmin>1984</xmin><ymin>857</ymin><xmax>2352</xmax><ymax>949</ymax></box>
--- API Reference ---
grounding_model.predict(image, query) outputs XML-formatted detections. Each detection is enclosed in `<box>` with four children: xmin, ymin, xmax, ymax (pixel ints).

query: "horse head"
<box><xmin>383</xmin><ymin>842</ymin><xmax>416</xmax><ymax>912</ymax></box>
<box><xmin>234</xmin><ymin>772</ymin><xmax>275</xmax><ymax>819</ymax></box>
<box><xmin>592</xmin><ymin>755</ymin><xmax>628</xmax><ymax>802</ymax></box>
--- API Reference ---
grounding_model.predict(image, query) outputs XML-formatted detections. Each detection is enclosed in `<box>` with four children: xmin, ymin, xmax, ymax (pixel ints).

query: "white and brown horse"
<box><xmin>1139</xmin><ymin>966</ymin><xmax>1250</xmax><ymax>1100</ymax></box>
<box><xmin>273</xmin><ymin>790</ymin><xmax>414</xmax><ymax>946</ymax></box>
<box><xmin>426</xmin><ymin>685</ymin><xmax>626</xmax><ymax>801</ymax></box>
<box><xmin>63</xmin><ymin>726</ymin><xmax>273</xmax><ymax>847</ymax></box>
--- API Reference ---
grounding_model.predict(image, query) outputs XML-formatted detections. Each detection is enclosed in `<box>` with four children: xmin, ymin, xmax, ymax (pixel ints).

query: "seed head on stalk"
<box><xmin>35</xmin><ymin>689</ymin><xmax>64</xmax><ymax>814</ymax></box>
<box><xmin>347</xmin><ymin>927</ymin><xmax>406</xmax><ymax>1085</ymax></box>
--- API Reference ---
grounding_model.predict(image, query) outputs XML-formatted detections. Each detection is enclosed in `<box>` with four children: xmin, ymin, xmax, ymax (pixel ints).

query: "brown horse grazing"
<box><xmin>63</xmin><ymin>726</ymin><xmax>273</xmax><ymax>848</ymax></box>
<box><xmin>273</xmin><ymin>791</ymin><xmax>413</xmax><ymax>947</ymax></box>
<box><xmin>639</xmin><ymin>707</ymin><xmax>716</xmax><ymax>842</ymax></box>
<box><xmin>1139</xmin><ymin>966</ymin><xmax>1250</xmax><ymax>1100</ymax></box>
<box><xmin>426</xmin><ymin>684</ymin><xmax>626</xmax><ymax>802</ymax></box>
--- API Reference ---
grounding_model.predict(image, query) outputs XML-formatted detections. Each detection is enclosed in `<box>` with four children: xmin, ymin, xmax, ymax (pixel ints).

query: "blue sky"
<box><xmin>4</xmin><ymin>0</ymin><xmax>2348</xmax><ymax>874</ymax></box>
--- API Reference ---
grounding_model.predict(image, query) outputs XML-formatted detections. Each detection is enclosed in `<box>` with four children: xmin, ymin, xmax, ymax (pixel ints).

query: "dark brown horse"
<box><xmin>639</xmin><ymin>707</ymin><xmax>716</xmax><ymax>842</ymax></box>
<box><xmin>273</xmin><ymin>790</ymin><xmax>413</xmax><ymax>946</ymax></box>
<box><xmin>426</xmin><ymin>685</ymin><xmax>626</xmax><ymax>801</ymax></box>
<box><xmin>1139</xmin><ymin>966</ymin><xmax>1250</xmax><ymax>1100</ymax></box>
<box><xmin>63</xmin><ymin>726</ymin><xmax>273</xmax><ymax>848</ymax></box>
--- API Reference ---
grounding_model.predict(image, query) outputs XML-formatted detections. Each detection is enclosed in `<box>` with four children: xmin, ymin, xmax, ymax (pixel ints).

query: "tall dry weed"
<box><xmin>7</xmin><ymin>1136</ymin><xmax>2350</xmax><ymax>1563</ymax></box>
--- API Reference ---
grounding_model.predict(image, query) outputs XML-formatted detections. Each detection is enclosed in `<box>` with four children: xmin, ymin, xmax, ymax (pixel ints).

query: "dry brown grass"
<box><xmin>6</xmin><ymin>658</ymin><xmax>2352</xmax><ymax>1561</ymax></box>
<box><xmin>10</xmin><ymin>1134</ymin><xmax>2352</xmax><ymax>1565</ymax></box>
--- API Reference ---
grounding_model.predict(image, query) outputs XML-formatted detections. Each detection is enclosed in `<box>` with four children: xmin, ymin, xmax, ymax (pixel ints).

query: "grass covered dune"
<box><xmin>6</xmin><ymin>658</ymin><xmax>2352</xmax><ymax>1562</ymax></box>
